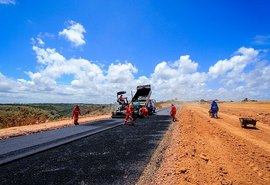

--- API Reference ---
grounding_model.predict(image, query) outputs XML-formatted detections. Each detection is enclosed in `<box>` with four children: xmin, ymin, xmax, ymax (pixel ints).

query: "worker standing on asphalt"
<box><xmin>124</xmin><ymin>105</ymin><xmax>134</xmax><ymax>126</ymax></box>
<box><xmin>72</xmin><ymin>104</ymin><xmax>81</xmax><ymax>125</ymax></box>
<box><xmin>170</xmin><ymin>104</ymin><xmax>177</xmax><ymax>122</ymax></box>
<box><xmin>129</xmin><ymin>102</ymin><xmax>134</xmax><ymax>112</ymax></box>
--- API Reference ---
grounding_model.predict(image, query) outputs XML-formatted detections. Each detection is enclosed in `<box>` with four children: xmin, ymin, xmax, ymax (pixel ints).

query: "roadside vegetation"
<box><xmin>0</xmin><ymin>104</ymin><xmax>114</xmax><ymax>129</ymax></box>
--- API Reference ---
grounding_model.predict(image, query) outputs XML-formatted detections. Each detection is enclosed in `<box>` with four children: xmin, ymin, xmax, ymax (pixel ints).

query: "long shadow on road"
<box><xmin>0</xmin><ymin>114</ymin><xmax>171</xmax><ymax>185</ymax></box>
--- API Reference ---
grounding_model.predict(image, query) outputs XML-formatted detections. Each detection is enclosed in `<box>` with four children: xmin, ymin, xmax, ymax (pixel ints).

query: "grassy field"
<box><xmin>0</xmin><ymin>104</ymin><xmax>115</xmax><ymax>129</ymax></box>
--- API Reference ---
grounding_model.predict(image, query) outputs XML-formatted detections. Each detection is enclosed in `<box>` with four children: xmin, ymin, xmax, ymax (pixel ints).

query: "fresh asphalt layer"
<box><xmin>0</xmin><ymin>119</ymin><xmax>123</xmax><ymax>165</ymax></box>
<box><xmin>0</xmin><ymin>108</ymin><xmax>172</xmax><ymax>185</ymax></box>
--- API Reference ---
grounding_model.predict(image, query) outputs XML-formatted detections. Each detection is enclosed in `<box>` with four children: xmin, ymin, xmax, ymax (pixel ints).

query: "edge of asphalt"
<box><xmin>0</xmin><ymin>108</ymin><xmax>166</xmax><ymax>166</ymax></box>
<box><xmin>0</xmin><ymin>121</ymin><xmax>123</xmax><ymax>166</ymax></box>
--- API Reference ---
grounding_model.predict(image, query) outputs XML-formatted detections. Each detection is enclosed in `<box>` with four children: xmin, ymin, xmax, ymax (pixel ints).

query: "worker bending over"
<box><xmin>139</xmin><ymin>106</ymin><xmax>149</xmax><ymax>118</ymax></box>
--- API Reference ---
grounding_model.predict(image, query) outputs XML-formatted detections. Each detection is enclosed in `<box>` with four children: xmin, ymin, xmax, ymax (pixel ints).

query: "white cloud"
<box><xmin>174</xmin><ymin>55</ymin><xmax>198</xmax><ymax>73</ymax></box>
<box><xmin>0</xmin><ymin>45</ymin><xmax>270</xmax><ymax>103</ymax></box>
<box><xmin>207</xmin><ymin>47</ymin><xmax>270</xmax><ymax>101</ymax></box>
<box><xmin>32</xmin><ymin>46</ymin><xmax>65</xmax><ymax>65</ymax></box>
<box><xmin>59</xmin><ymin>20</ymin><xmax>86</xmax><ymax>47</ymax></box>
<box><xmin>37</xmin><ymin>38</ymin><xmax>45</xmax><ymax>46</ymax></box>
<box><xmin>107</xmin><ymin>63</ymin><xmax>138</xmax><ymax>84</ymax></box>
<box><xmin>252</xmin><ymin>34</ymin><xmax>270</xmax><ymax>45</ymax></box>
<box><xmin>0</xmin><ymin>73</ymin><xmax>17</xmax><ymax>92</ymax></box>
<box><xmin>150</xmin><ymin>56</ymin><xmax>208</xmax><ymax>101</ymax></box>
<box><xmin>208</xmin><ymin>47</ymin><xmax>259</xmax><ymax>78</ymax></box>
<box><xmin>30</xmin><ymin>37</ymin><xmax>45</xmax><ymax>47</ymax></box>
<box><xmin>0</xmin><ymin>0</ymin><xmax>15</xmax><ymax>4</ymax></box>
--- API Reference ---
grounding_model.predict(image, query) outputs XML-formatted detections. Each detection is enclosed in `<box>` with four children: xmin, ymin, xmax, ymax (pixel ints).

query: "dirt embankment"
<box><xmin>0</xmin><ymin>114</ymin><xmax>110</xmax><ymax>139</ymax></box>
<box><xmin>138</xmin><ymin>102</ymin><xmax>270</xmax><ymax>185</ymax></box>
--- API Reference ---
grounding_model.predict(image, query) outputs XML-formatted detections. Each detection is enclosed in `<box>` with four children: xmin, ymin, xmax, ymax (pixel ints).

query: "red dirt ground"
<box><xmin>0</xmin><ymin>114</ymin><xmax>110</xmax><ymax>139</ymax></box>
<box><xmin>138</xmin><ymin>102</ymin><xmax>270</xmax><ymax>185</ymax></box>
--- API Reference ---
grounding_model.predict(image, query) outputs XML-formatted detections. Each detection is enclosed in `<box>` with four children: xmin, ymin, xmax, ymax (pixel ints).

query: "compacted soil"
<box><xmin>138</xmin><ymin>102</ymin><xmax>270</xmax><ymax>185</ymax></box>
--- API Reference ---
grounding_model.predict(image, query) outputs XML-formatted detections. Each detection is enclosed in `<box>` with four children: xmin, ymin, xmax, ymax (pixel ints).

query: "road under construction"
<box><xmin>0</xmin><ymin>108</ymin><xmax>172</xmax><ymax>185</ymax></box>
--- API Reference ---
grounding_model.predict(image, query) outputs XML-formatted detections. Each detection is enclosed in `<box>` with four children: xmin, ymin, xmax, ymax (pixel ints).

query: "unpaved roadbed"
<box><xmin>138</xmin><ymin>103</ymin><xmax>270</xmax><ymax>185</ymax></box>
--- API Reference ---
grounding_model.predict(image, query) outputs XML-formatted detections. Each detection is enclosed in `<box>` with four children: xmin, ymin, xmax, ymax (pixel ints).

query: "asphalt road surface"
<box><xmin>0</xmin><ymin>109</ymin><xmax>171</xmax><ymax>185</ymax></box>
<box><xmin>0</xmin><ymin>119</ymin><xmax>123</xmax><ymax>165</ymax></box>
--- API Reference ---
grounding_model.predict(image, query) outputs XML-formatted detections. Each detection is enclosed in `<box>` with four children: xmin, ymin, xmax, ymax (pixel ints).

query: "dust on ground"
<box><xmin>0</xmin><ymin>114</ymin><xmax>110</xmax><ymax>139</ymax></box>
<box><xmin>138</xmin><ymin>102</ymin><xmax>270</xmax><ymax>185</ymax></box>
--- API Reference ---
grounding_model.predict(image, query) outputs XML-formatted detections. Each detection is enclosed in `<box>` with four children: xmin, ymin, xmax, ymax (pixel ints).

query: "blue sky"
<box><xmin>0</xmin><ymin>0</ymin><xmax>270</xmax><ymax>103</ymax></box>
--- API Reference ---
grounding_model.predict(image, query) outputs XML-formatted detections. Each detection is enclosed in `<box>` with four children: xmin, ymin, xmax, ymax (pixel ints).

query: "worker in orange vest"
<box><xmin>124</xmin><ymin>105</ymin><xmax>134</xmax><ymax>126</ymax></box>
<box><xmin>170</xmin><ymin>104</ymin><xmax>177</xmax><ymax>122</ymax></box>
<box><xmin>72</xmin><ymin>104</ymin><xmax>81</xmax><ymax>125</ymax></box>
<box><xmin>129</xmin><ymin>102</ymin><xmax>134</xmax><ymax>112</ymax></box>
<box><xmin>142</xmin><ymin>106</ymin><xmax>149</xmax><ymax>118</ymax></box>
<box><xmin>139</xmin><ymin>106</ymin><xmax>149</xmax><ymax>118</ymax></box>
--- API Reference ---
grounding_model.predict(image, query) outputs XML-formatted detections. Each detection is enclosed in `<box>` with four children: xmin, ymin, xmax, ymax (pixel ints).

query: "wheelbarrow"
<box><xmin>239</xmin><ymin>118</ymin><xmax>257</xmax><ymax>128</ymax></box>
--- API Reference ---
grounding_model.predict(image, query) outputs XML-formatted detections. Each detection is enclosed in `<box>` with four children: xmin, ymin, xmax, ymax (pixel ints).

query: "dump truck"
<box><xmin>132</xmin><ymin>84</ymin><xmax>152</xmax><ymax>117</ymax></box>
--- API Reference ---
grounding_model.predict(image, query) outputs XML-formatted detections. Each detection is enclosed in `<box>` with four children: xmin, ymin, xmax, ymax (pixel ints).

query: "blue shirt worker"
<box><xmin>210</xmin><ymin>100</ymin><xmax>219</xmax><ymax>118</ymax></box>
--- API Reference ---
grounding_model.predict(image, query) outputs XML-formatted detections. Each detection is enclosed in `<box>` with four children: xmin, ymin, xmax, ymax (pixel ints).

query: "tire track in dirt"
<box><xmin>138</xmin><ymin>103</ymin><xmax>270</xmax><ymax>185</ymax></box>
<box><xmin>192</xmin><ymin>105</ymin><xmax>270</xmax><ymax>153</ymax></box>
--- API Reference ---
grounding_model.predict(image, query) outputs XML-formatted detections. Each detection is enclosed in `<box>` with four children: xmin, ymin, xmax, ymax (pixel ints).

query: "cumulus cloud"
<box><xmin>207</xmin><ymin>47</ymin><xmax>270</xmax><ymax>100</ymax></box>
<box><xmin>8</xmin><ymin>44</ymin><xmax>140</xmax><ymax>102</ymax></box>
<box><xmin>59</xmin><ymin>20</ymin><xmax>86</xmax><ymax>47</ymax></box>
<box><xmin>0</xmin><ymin>0</ymin><xmax>15</xmax><ymax>4</ymax></box>
<box><xmin>208</xmin><ymin>47</ymin><xmax>259</xmax><ymax>79</ymax></box>
<box><xmin>0</xmin><ymin>73</ymin><xmax>17</xmax><ymax>92</ymax></box>
<box><xmin>107</xmin><ymin>63</ymin><xmax>138</xmax><ymax>84</ymax></box>
<box><xmin>150</xmin><ymin>56</ymin><xmax>208</xmax><ymax>101</ymax></box>
<box><xmin>0</xmin><ymin>44</ymin><xmax>270</xmax><ymax>103</ymax></box>
<box><xmin>32</xmin><ymin>46</ymin><xmax>65</xmax><ymax>65</ymax></box>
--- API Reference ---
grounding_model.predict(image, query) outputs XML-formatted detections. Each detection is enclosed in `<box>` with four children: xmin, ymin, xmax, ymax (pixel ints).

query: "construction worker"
<box><xmin>129</xmin><ymin>102</ymin><xmax>134</xmax><ymax>111</ymax></box>
<box><xmin>124</xmin><ymin>105</ymin><xmax>134</xmax><ymax>126</ymax></box>
<box><xmin>134</xmin><ymin>101</ymin><xmax>140</xmax><ymax>110</ymax></box>
<box><xmin>210</xmin><ymin>100</ymin><xmax>219</xmax><ymax>118</ymax></box>
<box><xmin>72</xmin><ymin>104</ymin><xmax>81</xmax><ymax>125</ymax></box>
<box><xmin>139</xmin><ymin>106</ymin><xmax>149</xmax><ymax>118</ymax></box>
<box><xmin>170</xmin><ymin>104</ymin><xmax>177</xmax><ymax>122</ymax></box>
<box><xmin>119</xmin><ymin>94</ymin><xmax>125</xmax><ymax>104</ymax></box>
<box><xmin>143</xmin><ymin>106</ymin><xmax>149</xmax><ymax>118</ymax></box>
